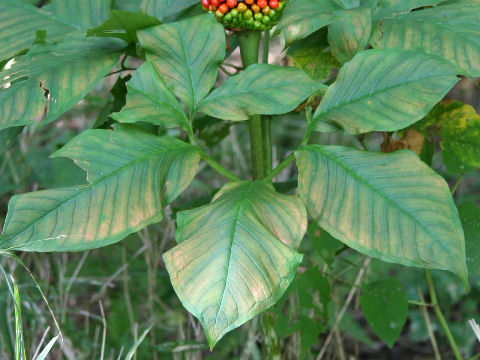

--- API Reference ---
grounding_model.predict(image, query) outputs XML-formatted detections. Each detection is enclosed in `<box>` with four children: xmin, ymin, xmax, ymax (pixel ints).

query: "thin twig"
<box><xmin>418</xmin><ymin>287</ymin><xmax>442</xmax><ymax>360</ymax></box>
<box><xmin>316</xmin><ymin>257</ymin><xmax>371</xmax><ymax>360</ymax></box>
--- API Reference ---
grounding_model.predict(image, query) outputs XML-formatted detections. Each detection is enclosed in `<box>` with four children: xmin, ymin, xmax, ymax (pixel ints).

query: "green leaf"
<box><xmin>163</xmin><ymin>181</ymin><xmax>307</xmax><ymax>348</ymax></box>
<box><xmin>138</xmin><ymin>14</ymin><xmax>225</xmax><ymax>115</ymax></box>
<box><xmin>0</xmin><ymin>35</ymin><xmax>123</xmax><ymax>128</ymax></box>
<box><xmin>308</xmin><ymin>222</ymin><xmax>344</xmax><ymax>267</ymax></box>
<box><xmin>360</xmin><ymin>278</ymin><xmax>408</xmax><ymax>347</ymax></box>
<box><xmin>198</xmin><ymin>64</ymin><xmax>321</xmax><ymax>121</ymax></box>
<box><xmin>115</xmin><ymin>0</ymin><xmax>142</xmax><ymax>11</ymax></box>
<box><xmin>440</xmin><ymin>103</ymin><xmax>480</xmax><ymax>174</ymax></box>
<box><xmin>287</xmin><ymin>29</ymin><xmax>340</xmax><ymax>82</ymax></box>
<box><xmin>459</xmin><ymin>202</ymin><xmax>480</xmax><ymax>276</ymax></box>
<box><xmin>0</xmin><ymin>0</ymin><xmax>112</xmax><ymax>61</ymax></box>
<box><xmin>140</xmin><ymin>0</ymin><xmax>198</xmax><ymax>22</ymax></box>
<box><xmin>111</xmin><ymin>62</ymin><xmax>188</xmax><ymax>129</ymax></box>
<box><xmin>312</xmin><ymin>49</ymin><xmax>458</xmax><ymax>134</ymax></box>
<box><xmin>328</xmin><ymin>7</ymin><xmax>372</xmax><ymax>63</ymax></box>
<box><xmin>87</xmin><ymin>10</ymin><xmax>161</xmax><ymax>42</ymax></box>
<box><xmin>0</xmin><ymin>0</ymin><xmax>73</xmax><ymax>61</ymax></box>
<box><xmin>295</xmin><ymin>145</ymin><xmax>468</xmax><ymax>285</ymax></box>
<box><xmin>0</xmin><ymin>80</ymin><xmax>44</xmax><ymax>131</ymax></box>
<box><xmin>373</xmin><ymin>0</ymin><xmax>446</xmax><ymax>19</ymax></box>
<box><xmin>371</xmin><ymin>1</ymin><xmax>480</xmax><ymax>77</ymax></box>
<box><xmin>48</xmin><ymin>0</ymin><xmax>112</xmax><ymax>30</ymax></box>
<box><xmin>278</xmin><ymin>0</ymin><xmax>339</xmax><ymax>45</ymax></box>
<box><xmin>0</xmin><ymin>125</ymin><xmax>200</xmax><ymax>252</ymax></box>
<box><xmin>0</xmin><ymin>127</ymin><xmax>23</xmax><ymax>154</ymax></box>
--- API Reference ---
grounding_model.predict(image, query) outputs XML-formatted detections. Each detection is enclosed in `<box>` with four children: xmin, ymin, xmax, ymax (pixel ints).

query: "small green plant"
<box><xmin>0</xmin><ymin>0</ymin><xmax>480</xmax><ymax>358</ymax></box>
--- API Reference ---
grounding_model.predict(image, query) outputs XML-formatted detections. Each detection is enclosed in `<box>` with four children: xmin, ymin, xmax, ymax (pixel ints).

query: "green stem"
<box><xmin>262</xmin><ymin>30</ymin><xmax>270</xmax><ymax>64</ymax></box>
<box><xmin>262</xmin><ymin>117</ymin><xmax>272</xmax><ymax>175</ymax></box>
<box><xmin>265</xmin><ymin>153</ymin><xmax>295</xmax><ymax>181</ymax></box>
<box><xmin>199</xmin><ymin>151</ymin><xmax>241</xmax><ymax>182</ymax></box>
<box><xmin>261</xmin><ymin>31</ymin><xmax>272</xmax><ymax>175</ymax></box>
<box><xmin>425</xmin><ymin>269</ymin><xmax>463</xmax><ymax>360</ymax></box>
<box><xmin>238</xmin><ymin>30</ymin><xmax>265</xmax><ymax>180</ymax></box>
<box><xmin>451</xmin><ymin>173</ymin><xmax>465</xmax><ymax>195</ymax></box>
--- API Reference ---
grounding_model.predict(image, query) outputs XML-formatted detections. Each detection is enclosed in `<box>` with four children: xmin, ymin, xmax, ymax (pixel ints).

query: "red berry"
<box><xmin>226</xmin><ymin>0</ymin><xmax>237</xmax><ymax>7</ymax></box>
<box><xmin>218</xmin><ymin>3</ymin><xmax>229</xmax><ymax>13</ymax></box>
<box><xmin>201</xmin><ymin>0</ymin><xmax>210</xmax><ymax>8</ymax></box>
<box><xmin>211</xmin><ymin>0</ymin><xmax>220</xmax><ymax>6</ymax></box>
<box><xmin>257</xmin><ymin>0</ymin><xmax>268</xmax><ymax>8</ymax></box>
<box><xmin>269</xmin><ymin>0</ymin><xmax>279</xmax><ymax>9</ymax></box>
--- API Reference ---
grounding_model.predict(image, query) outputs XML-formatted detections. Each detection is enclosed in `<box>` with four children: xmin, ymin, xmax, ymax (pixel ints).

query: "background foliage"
<box><xmin>0</xmin><ymin>0</ymin><xmax>480</xmax><ymax>359</ymax></box>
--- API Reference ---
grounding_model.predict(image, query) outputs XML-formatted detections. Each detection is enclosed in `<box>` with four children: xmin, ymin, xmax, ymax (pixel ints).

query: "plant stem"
<box><xmin>425</xmin><ymin>269</ymin><xmax>463</xmax><ymax>360</ymax></box>
<box><xmin>262</xmin><ymin>117</ymin><xmax>272</xmax><ymax>174</ymax></box>
<box><xmin>262</xmin><ymin>31</ymin><xmax>272</xmax><ymax>175</ymax></box>
<box><xmin>199</xmin><ymin>151</ymin><xmax>241</xmax><ymax>182</ymax></box>
<box><xmin>451</xmin><ymin>173</ymin><xmax>465</xmax><ymax>195</ymax></box>
<box><xmin>265</xmin><ymin>153</ymin><xmax>295</xmax><ymax>181</ymax></box>
<box><xmin>238</xmin><ymin>30</ymin><xmax>265</xmax><ymax>179</ymax></box>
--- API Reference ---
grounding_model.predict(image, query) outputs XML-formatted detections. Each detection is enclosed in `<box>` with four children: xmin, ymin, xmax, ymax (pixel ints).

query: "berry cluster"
<box><xmin>201</xmin><ymin>0</ymin><xmax>286</xmax><ymax>31</ymax></box>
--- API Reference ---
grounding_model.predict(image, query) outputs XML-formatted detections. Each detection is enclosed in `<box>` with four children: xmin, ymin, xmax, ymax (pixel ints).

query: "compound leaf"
<box><xmin>328</xmin><ymin>7</ymin><xmax>372</xmax><ymax>63</ymax></box>
<box><xmin>278</xmin><ymin>0</ymin><xmax>339</xmax><ymax>45</ymax></box>
<box><xmin>296</xmin><ymin>145</ymin><xmax>468</xmax><ymax>285</ymax></box>
<box><xmin>0</xmin><ymin>0</ymin><xmax>111</xmax><ymax>61</ymax></box>
<box><xmin>312</xmin><ymin>49</ymin><xmax>458</xmax><ymax>134</ymax></box>
<box><xmin>0</xmin><ymin>125</ymin><xmax>200</xmax><ymax>252</ymax></box>
<box><xmin>198</xmin><ymin>64</ymin><xmax>321</xmax><ymax>121</ymax></box>
<box><xmin>163</xmin><ymin>181</ymin><xmax>307</xmax><ymax>348</ymax></box>
<box><xmin>0</xmin><ymin>34</ymin><xmax>123</xmax><ymax>128</ymax></box>
<box><xmin>138</xmin><ymin>14</ymin><xmax>225</xmax><ymax>115</ymax></box>
<box><xmin>371</xmin><ymin>0</ymin><xmax>480</xmax><ymax>77</ymax></box>
<box><xmin>112</xmin><ymin>62</ymin><xmax>188</xmax><ymax>129</ymax></box>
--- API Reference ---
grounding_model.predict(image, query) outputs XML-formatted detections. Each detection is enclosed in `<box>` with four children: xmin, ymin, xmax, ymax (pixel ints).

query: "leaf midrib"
<box><xmin>212</xmin><ymin>182</ymin><xmax>254</xmax><ymax>333</ymax></box>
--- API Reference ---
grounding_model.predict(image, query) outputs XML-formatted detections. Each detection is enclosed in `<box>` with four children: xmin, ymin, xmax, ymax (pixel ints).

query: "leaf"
<box><xmin>287</xmin><ymin>29</ymin><xmax>340</xmax><ymax>82</ymax></box>
<box><xmin>111</xmin><ymin>62</ymin><xmax>188</xmax><ymax>129</ymax></box>
<box><xmin>115</xmin><ymin>0</ymin><xmax>143</xmax><ymax>11</ymax></box>
<box><xmin>138</xmin><ymin>14</ymin><xmax>225</xmax><ymax>115</ymax></box>
<box><xmin>360</xmin><ymin>278</ymin><xmax>408</xmax><ymax>347</ymax></box>
<box><xmin>308</xmin><ymin>222</ymin><xmax>344</xmax><ymax>267</ymax></box>
<box><xmin>414</xmin><ymin>101</ymin><xmax>480</xmax><ymax>173</ymax></box>
<box><xmin>0</xmin><ymin>0</ymin><xmax>112</xmax><ymax>61</ymax></box>
<box><xmin>0</xmin><ymin>80</ymin><xmax>44</xmax><ymax>131</ymax></box>
<box><xmin>0</xmin><ymin>34</ymin><xmax>123</xmax><ymax>128</ymax></box>
<box><xmin>163</xmin><ymin>181</ymin><xmax>307</xmax><ymax>348</ymax></box>
<box><xmin>295</xmin><ymin>145</ymin><xmax>468</xmax><ymax>285</ymax></box>
<box><xmin>0</xmin><ymin>0</ymin><xmax>73</xmax><ymax>61</ymax></box>
<box><xmin>35</xmin><ymin>336</ymin><xmax>60</xmax><ymax>360</ymax></box>
<box><xmin>312</xmin><ymin>49</ymin><xmax>459</xmax><ymax>134</ymax></box>
<box><xmin>328</xmin><ymin>7</ymin><xmax>372</xmax><ymax>63</ymax></box>
<box><xmin>198</xmin><ymin>64</ymin><xmax>321</xmax><ymax>121</ymax></box>
<box><xmin>0</xmin><ymin>125</ymin><xmax>200</xmax><ymax>252</ymax></box>
<box><xmin>0</xmin><ymin>127</ymin><xmax>23</xmax><ymax>154</ymax></box>
<box><xmin>140</xmin><ymin>0</ymin><xmax>198</xmax><ymax>22</ymax></box>
<box><xmin>440</xmin><ymin>103</ymin><xmax>480</xmax><ymax>174</ymax></box>
<box><xmin>459</xmin><ymin>203</ymin><xmax>480</xmax><ymax>276</ymax></box>
<box><xmin>278</xmin><ymin>0</ymin><xmax>339</xmax><ymax>45</ymax></box>
<box><xmin>373</xmin><ymin>0</ymin><xmax>446</xmax><ymax>19</ymax></box>
<box><xmin>87</xmin><ymin>10</ymin><xmax>161</xmax><ymax>42</ymax></box>
<box><xmin>48</xmin><ymin>0</ymin><xmax>112</xmax><ymax>30</ymax></box>
<box><xmin>371</xmin><ymin>1</ymin><xmax>480</xmax><ymax>77</ymax></box>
